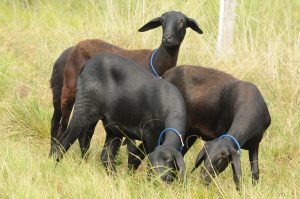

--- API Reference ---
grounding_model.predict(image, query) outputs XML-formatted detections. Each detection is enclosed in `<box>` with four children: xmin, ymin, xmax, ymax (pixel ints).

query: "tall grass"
<box><xmin>0</xmin><ymin>0</ymin><xmax>299</xmax><ymax>198</ymax></box>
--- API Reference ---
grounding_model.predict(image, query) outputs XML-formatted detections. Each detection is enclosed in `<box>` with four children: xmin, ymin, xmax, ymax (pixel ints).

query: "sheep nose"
<box><xmin>163</xmin><ymin>34</ymin><xmax>173</xmax><ymax>42</ymax></box>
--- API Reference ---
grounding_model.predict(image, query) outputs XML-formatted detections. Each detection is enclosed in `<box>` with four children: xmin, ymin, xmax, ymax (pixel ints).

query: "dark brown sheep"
<box><xmin>49</xmin><ymin>11</ymin><xmax>203</xmax><ymax>156</ymax></box>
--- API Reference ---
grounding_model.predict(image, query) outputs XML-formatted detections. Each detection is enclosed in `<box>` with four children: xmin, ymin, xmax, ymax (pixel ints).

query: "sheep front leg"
<box><xmin>127</xmin><ymin>142</ymin><xmax>148</xmax><ymax>172</ymax></box>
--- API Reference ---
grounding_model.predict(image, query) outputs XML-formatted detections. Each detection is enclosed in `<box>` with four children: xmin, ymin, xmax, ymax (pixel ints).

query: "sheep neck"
<box><xmin>153</xmin><ymin>44</ymin><xmax>180</xmax><ymax>76</ymax></box>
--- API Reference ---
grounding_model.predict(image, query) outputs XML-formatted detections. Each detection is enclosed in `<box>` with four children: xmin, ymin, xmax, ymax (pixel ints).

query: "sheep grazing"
<box><xmin>51</xmin><ymin>54</ymin><xmax>187</xmax><ymax>182</ymax></box>
<box><xmin>129</xmin><ymin>65</ymin><xmax>271</xmax><ymax>190</ymax></box>
<box><xmin>49</xmin><ymin>11</ymin><xmax>203</xmax><ymax>156</ymax></box>
<box><xmin>167</xmin><ymin>66</ymin><xmax>271</xmax><ymax>190</ymax></box>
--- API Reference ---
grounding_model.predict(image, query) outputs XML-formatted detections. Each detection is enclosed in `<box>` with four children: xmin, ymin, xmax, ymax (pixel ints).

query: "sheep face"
<box><xmin>148</xmin><ymin>145</ymin><xmax>185</xmax><ymax>183</ymax></box>
<box><xmin>139</xmin><ymin>11</ymin><xmax>203</xmax><ymax>48</ymax></box>
<box><xmin>193</xmin><ymin>139</ymin><xmax>241</xmax><ymax>185</ymax></box>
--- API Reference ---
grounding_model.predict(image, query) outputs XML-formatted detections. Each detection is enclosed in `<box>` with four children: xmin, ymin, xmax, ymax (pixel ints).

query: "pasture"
<box><xmin>0</xmin><ymin>0</ymin><xmax>299</xmax><ymax>198</ymax></box>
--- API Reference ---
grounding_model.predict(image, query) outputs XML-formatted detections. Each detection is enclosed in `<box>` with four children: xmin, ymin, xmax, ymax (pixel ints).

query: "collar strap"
<box><xmin>150</xmin><ymin>49</ymin><xmax>162</xmax><ymax>78</ymax></box>
<box><xmin>157</xmin><ymin>128</ymin><xmax>184</xmax><ymax>152</ymax></box>
<box><xmin>219</xmin><ymin>134</ymin><xmax>241</xmax><ymax>154</ymax></box>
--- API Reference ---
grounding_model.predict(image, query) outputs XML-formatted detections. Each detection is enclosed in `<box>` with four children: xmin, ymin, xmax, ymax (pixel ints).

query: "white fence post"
<box><xmin>216</xmin><ymin>0</ymin><xmax>237</xmax><ymax>56</ymax></box>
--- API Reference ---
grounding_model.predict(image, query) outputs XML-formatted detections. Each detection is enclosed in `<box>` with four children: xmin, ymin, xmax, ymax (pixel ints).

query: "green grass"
<box><xmin>0</xmin><ymin>0</ymin><xmax>299</xmax><ymax>198</ymax></box>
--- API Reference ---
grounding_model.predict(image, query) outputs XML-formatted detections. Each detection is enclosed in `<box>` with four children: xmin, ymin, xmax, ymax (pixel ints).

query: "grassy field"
<box><xmin>0</xmin><ymin>0</ymin><xmax>299</xmax><ymax>198</ymax></box>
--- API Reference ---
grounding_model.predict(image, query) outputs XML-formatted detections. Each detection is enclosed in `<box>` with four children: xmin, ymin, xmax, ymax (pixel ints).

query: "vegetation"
<box><xmin>0</xmin><ymin>0</ymin><xmax>299</xmax><ymax>198</ymax></box>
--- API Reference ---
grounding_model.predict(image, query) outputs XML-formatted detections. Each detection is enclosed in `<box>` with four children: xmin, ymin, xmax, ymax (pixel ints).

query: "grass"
<box><xmin>0</xmin><ymin>0</ymin><xmax>299</xmax><ymax>198</ymax></box>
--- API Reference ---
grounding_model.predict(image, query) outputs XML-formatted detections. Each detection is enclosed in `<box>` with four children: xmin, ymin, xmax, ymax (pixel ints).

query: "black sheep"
<box><xmin>51</xmin><ymin>54</ymin><xmax>187</xmax><ymax>182</ymax></box>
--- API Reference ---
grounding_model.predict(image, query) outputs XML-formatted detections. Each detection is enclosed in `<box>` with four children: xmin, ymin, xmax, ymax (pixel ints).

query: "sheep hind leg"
<box><xmin>78</xmin><ymin>121</ymin><xmax>98</xmax><ymax>159</ymax></box>
<box><xmin>249</xmin><ymin>144</ymin><xmax>259</xmax><ymax>185</ymax></box>
<box><xmin>100</xmin><ymin>128</ymin><xmax>123</xmax><ymax>173</ymax></box>
<box><xmin>49</xmin><ymin>100</ymin><xmax>62</xmax><ymax>156</ymax></box>
<box><xmin>59</xmin><ymin>85</ymin><xmax>76</xmax><ymax>137</ymax></box>
<box><xmin>55</xmin><ymin>124</ymin><xmax>85</xmax><ymax>162</ymax></box>
<box><xmin>56</xmin><ymin>96</ymin><xmax>100</xmax><ymax>162</ymax></box>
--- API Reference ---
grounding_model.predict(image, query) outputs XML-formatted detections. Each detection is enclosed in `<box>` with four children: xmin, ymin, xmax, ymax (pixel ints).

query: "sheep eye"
<box><xmin>179</xmin><ymin>18</ymin><xmax>185</xmax><ymax>24</ymax></box>
<box><xmin>164</xmin><ymin>156</ymin><xmax>172</xmax><ymax>162</ymax></box>
<box><xmin>178</xmin><ymin>21</ymin><xmax>185</xmax><ymax>28</ymax></box>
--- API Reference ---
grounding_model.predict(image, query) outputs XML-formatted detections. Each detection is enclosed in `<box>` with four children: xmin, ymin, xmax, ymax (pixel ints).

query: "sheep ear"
<box><xmin>174</xmin><ymin>152</ymin><xmax>186</xmax><ymax>173</ymax></box>
<box><xmin>186</xmin><ymin>17</ymin><xmax>203</xmax><ymax>34</ymax></box>
<box><xmin>230</xmin><ymin>148</ymin><xmax>242</xmax><ymax>190</ymax></box>
<box><xmin>191</xmin><ymin>148</ymin><xmax>206</xmax><ymax>172</ymax></box>
<box><xmin>138</xmin><ymin>17</ymin><xmax>161</xmax><ymax>32</ymax></box>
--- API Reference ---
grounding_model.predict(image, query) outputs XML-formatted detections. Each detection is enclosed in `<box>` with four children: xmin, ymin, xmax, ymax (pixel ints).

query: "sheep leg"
<box><xmin>59</xmin><ymin>63</ymin><xmax>78</xmax><ymax>135</ymax></box>
<box><xmin>49</xmin><ymin>99</ymin><xmax>62</xmax><ymax>156</ymax></box>
<box><xmin>100</xmin><ymin>129</ymin><xmax>123</xmax><ymax>173</ymax></box>
<box><xmin>127</xmin><ymin>142</ymin><xmax>148</xmax><ymax>172</ymax></box>
<box><xmin>55</xmin><ymin>90</ymin><xmax>101</xmax><ymax>162</ymax></box>
<box><xmin>49</xmin><ymin>121</ymin><xmax>69</xmax><ymax>158</ymax></box>
<box><xmin>249</xmin><ymin>144</ymin><xmax>259</xmax><ymax>184</ymax></box>
<box><xmin>59</xmin><ymin>101</ymin><xmax>74</xmax><ymax>137</ymax></box>
<box><xmin>78</xmin><ymin>121</ymin><xmax>98</xmax><ymax>158</ymax></box>
<box><xmin>54</xmin><ymin>123</ymin><xmax>85</xmax><ymax>161</ymax></box>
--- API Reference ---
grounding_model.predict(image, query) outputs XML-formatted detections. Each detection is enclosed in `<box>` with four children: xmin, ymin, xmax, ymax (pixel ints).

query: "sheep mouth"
<box><xmin>162</xmin><ymin>40</ymin><xmax>180</xmax><ymax>48</ymax></box>
<box><xmin>200</xmin><ymin>167</ymin><xmax>214</xmax><ymax>185</ymax></box>
<box><xmin>148</xmin><ymin>166</ymin><xmax>177</xmax><ymax>183</ymax></box>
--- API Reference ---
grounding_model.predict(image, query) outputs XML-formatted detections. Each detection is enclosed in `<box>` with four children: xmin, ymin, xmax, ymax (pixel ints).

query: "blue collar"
<box><xmin>157</xmin><ymin>128</ymin><xmax>184</xmax><ymax>152</ymax></box>
<box><xmin>219</xmin><ymin>134</ymin><xmax>241</xmax><ymax>154</ymax></box>
<box><xmin>150</xmin><ymin>49</ymin><xmax>162</xmax><ymax>78</ymax></box>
